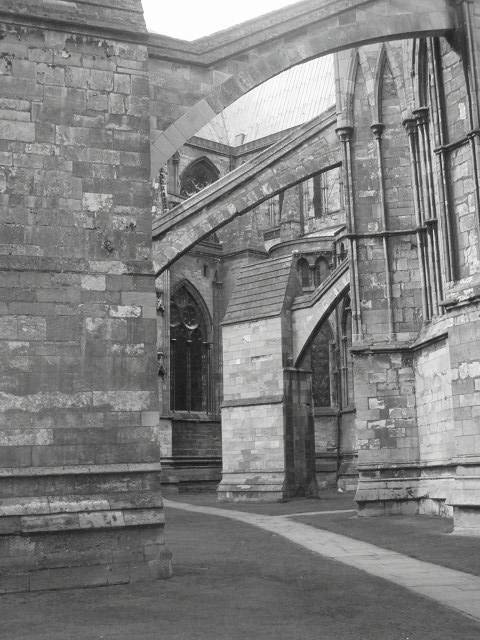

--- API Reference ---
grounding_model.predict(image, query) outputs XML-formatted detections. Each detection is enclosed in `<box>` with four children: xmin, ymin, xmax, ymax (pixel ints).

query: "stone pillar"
<box><xmin>447</xmin><ymin>0</ymin><xmax>480</xmax><ymax>533</ymax></box>
<box><xmin>217</xmin><ymin>257</ymin><xmax>316</xmax><ymax>501</ymax></box>
<box><xmin>0</xmin><ymin>2</ymin><xmax>170</xmax><ymax>592</ymax></box>
<box><xmin>449</xmin><ymin>311</ymin><xmax>480</xmax><ymax>533</ymax></box>
<box><xmin>348</xmin><ymin>61</ymin><xmax>422</xmax><ymax>515</ymax></box>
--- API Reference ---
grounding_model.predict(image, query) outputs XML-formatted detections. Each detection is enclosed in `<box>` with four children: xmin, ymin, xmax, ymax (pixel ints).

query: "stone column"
<box><xmin>350</xmin><ymin>111</ymin><xmax>421</xmax><ymax>515</ymax></box>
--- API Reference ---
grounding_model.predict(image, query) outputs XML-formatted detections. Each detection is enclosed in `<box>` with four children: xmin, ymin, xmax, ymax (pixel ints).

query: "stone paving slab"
<box><xmin>165</xmin><ymin>499</ymin><xmax>480</xmax><ymax>623</ymax></box>
<box><xmin>293</xmin><ymin>507</ymin><xmax>480</xmax><ymax>577</ymax></box>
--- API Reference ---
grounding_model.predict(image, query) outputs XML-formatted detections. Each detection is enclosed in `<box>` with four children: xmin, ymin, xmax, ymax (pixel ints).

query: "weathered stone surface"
<box><xmin>0</xmin><ymin>7</ymin><xmax>168</xmax><ymax>591</ymax></box>
<box><xmin>1</xmin><ymin>0</ymin><xmax>480</xmax><ymax>590</ymax></box>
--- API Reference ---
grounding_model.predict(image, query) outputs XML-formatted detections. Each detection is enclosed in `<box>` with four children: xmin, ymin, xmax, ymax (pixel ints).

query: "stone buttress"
<box><xmin>0</xmin><ymin>1</ymin><xmax>170</xmax><ymax>592</ymax></box>
<box><xmin>218</xmin><ymin>255</ymin><xmax>317</xmax><ymax>501</ymax></box>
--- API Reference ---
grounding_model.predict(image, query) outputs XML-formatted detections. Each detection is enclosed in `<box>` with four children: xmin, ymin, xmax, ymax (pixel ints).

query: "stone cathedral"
<box><xmin>0</xmin><ymin>0</ymin><xmax>479</xmax><ymax>592</ymax></box>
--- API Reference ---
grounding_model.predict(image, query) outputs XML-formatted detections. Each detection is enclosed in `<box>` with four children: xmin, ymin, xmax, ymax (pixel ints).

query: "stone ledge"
<box><xmin>217</xmin><ymin>471</ymin><xmax>287</xmax><ymax>503</ymax></box>
<box><xmin>0</xmin><ymin>491</ymin><xmax>164</xmax><ymax>517</ymax></box>
<box><xmin>0</xmin><ymin>507</ymin><xmax>165</xmax><ymax>534</ymax></box>
<box><xmin>222</xmin><ymin>395</ymin><xmax>284</xmax><ymax>408</ymax></box>
<box><xmin>0</xmin><ymin>463</ymin><xmax>162</xmax><ymax>477</ymax></box>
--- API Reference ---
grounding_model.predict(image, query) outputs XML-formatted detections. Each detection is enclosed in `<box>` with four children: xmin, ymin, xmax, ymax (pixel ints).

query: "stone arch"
<box><xmin>417</xmin><ymin>37</ymin><xmax>430</xmax><ymax>107</ymax></box>
<box><xmin>374</xmin><ymin>45</ymin><xmax>389</xmax><ymax>122</ymax></box>
<box><xmin>313</xmin><ymin>257</ymin><xmax>330</xmax><ymax>287</ymax></box>
<box><xmin>150</xmin><ymin>1</ymin><xmax>454</xmax><ymax>173</ymax></box>
<box><xmin>383</xmin><ymin>41</ymin><xmax>412</xmax><ymax>118</ymax></box>
<box><xmin>153</xmin><ymin>112</ymin><xmax>340</xmax><ymax>273</ymax></box>
<box><xmin>343</xmin><ymin>51</ymin><xmax>360</xmax><ymax>125</ymax></box>
<box><xmin>292</xmin><ymin>262</ymin><xmax>350</xmax><ymax>365</ymax></box>
<box><xmin>297</xmin><ymin>257</ymin><xmax>311</xmax><ymax>289</ymax></box>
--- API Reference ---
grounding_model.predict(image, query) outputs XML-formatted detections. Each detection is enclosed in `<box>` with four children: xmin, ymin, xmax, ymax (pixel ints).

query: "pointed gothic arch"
<box><xmin>180</xmin><ymin>157</ymin><xmax>220</xmax><ymax>198</ymax></box>
<box><xmin>296</xmin><ymin>257</ymin><xmax>311</xmax><ymax>290</ymax></box>
<box><xmin>374</xmin><ymin>45</ymin><xmax>389</xmax><ymax>123</ymax></box>
<box><xmin>344</xmin><ymin>51</ymin><xmax>360</xmax><ymax>124</ymax></box>
<box><xmin>314</xmin><ymin>257</ymin><xmax>330</xmax><ymax>288</ymax></box>
<box><xmin>340</xmin><ymin>295</ymin><xmax>354</xmax><ymax>408</ymax></box>
<box><xmin>417</xmin><ymin>38</ymin><xmax>430</xmax><ymax>107</ymax></box>
<box><xmin>310</xmin><ymin>319</ymin><xmax>335</xmax><ymax>408</ymax></box>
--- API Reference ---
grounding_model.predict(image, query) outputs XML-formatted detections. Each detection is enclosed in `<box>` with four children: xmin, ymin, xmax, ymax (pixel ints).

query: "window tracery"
<box><xmin>180</xmin><ymin>157</ymin><xmax>220</xmax><ymax>197</ymax></box>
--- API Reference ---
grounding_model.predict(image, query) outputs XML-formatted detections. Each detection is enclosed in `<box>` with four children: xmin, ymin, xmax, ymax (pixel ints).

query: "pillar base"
<box><xmin>216</xmin><ymin>472</ymin><xmax>287</xmax><ymax>502</ymax></box>
<box><xmin>451</xmin><ymin>468</ymin><xmax>480</xmax><ymax>535</ymax></box>
<box><xmin>0</xmin><ymin>466</ymin><xmax>172</xmax><ymax>593</ymax></box>
<box><xmin>355</xmin><ymin>467</ymin><xmax>455</xmax><ymax>517</ymax></box>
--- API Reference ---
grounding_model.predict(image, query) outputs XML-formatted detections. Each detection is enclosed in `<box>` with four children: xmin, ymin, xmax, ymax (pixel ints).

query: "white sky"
<box><xmin>141</xmin><ymin>0</ymin><xmax>299</xmax><ymax>40</ymax></box>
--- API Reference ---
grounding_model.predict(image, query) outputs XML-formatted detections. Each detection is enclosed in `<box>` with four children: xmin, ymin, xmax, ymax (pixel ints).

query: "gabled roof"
<box><xmin>223</xmin><ymin>255</ymin><xmax>295</xmax><ymax>325</ymax></box>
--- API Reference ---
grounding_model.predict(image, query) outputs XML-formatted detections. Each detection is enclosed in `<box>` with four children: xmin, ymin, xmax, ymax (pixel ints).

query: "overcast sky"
<box><xmin>141</xmin><ymin>0</ymin><xmax>298</xmax><ymax>40</ymax></box>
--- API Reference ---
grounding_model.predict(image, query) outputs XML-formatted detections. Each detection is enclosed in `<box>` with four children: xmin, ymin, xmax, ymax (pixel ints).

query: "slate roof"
<box><xmin>196</xmin><ymin>56</ymin><xmax>335</xmax><ymax>146</ymax></box>
<box><xmin>223</xmin><ymin>255</ymin><xmax>294</xmax><ymax>325</ymax></box>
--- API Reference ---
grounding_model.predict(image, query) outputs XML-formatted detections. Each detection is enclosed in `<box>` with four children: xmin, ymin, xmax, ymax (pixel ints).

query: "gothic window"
<box><xmin>340</xmin><ymin>297</ymin><xmax>354</xmax><ymax>407</ymax></box>
<box><xmin>170</xmin><ymin>284</ymin><xmax>211</xmax><ymax>412</ymax></box>
<box><xmin>313</xmin><ymin>174</ymin><xmax>323</xmax><ymax>218</ymax></box>
<box><xmin>314</xmin><ymin>257</ymin><xmax>330</xmax><ymax>287</ymax></box>
<box><xmin>302</xmin><ymin>179</ymin><xmax>314</xmax><ymax>218</ymax></box>
<box><xmin>303</xmin><ymin>167</ymin><xmax>342</xmax><ymax>219</ymax></box>
<box><xmin>267</xmin><ymin>192</ymin><xmax>283</xmax><ymax>227</ymax></box>
<box><xmin>337</xmin><ymin>242</ymin><xmax>347</xmax><ymax>264</ymax></box>
<box><xmin>296</xmin><ymin>258</ymin><xmax>311</xmax><ymax>289</ymax></box>
<box><xmin>180</xmin><ymin>157</ymin><xmax>220</xmax><ymax>197</ymax></box>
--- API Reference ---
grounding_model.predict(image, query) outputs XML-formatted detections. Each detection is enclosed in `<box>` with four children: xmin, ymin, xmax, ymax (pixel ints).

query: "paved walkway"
<box><xmin>166</xmin><ymin>498</ymin><xmax>480</xmax><ymax>622</ymax></box>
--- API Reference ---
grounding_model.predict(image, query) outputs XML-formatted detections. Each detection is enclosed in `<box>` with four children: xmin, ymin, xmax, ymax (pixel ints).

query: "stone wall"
<box><xmin>0</xmin><ymin>6</ymin><xmax>170</xmax><ymax>592</ymax></box>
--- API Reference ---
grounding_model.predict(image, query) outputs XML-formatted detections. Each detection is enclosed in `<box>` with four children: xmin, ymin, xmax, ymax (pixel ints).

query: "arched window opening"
<box><xmin>417</xmin><ymin>38</ymin><xmax>429</xmax><ymax>108</ymax></box>
<box><xmin>307</xmin><ymin>166</ymin><xmax>342</xmax><ymax>219</ymax></box>
<box><xmin>180</xmin><ymin>157</ymin><xmax>220</xmax><ymax>198</ymax></box>
<box><xmin>310</xmin><ymin>322</ymin><xmax>333</xmax><ymax>408</ymax></box>
<box><xmin>170</xmin><ymin>284</ymin><xmax>211</xmax><ymax>412</ymax></box>
<box><xmin>314</xmin><ymin>257</ymin><xmax>330</xmax><ymax>287</ymax></box>
<box><xmin>267</xmin><ymin>192</ymin><xmax>283</xmax><ymax>227</ymax></box>
<box><xmin>340</xmin><ymin>297</ymin><xmax>354</xmax><ymax>407</ymax></box>
<box><xmin>338</xmin><ymin>242</ymin><xmax>348</xmax><ymax>264</ymax></box>
<box><xmin>296</xmin><ymin>258</ymin><xmax>311</xmax><ymax>290</ymax></box>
